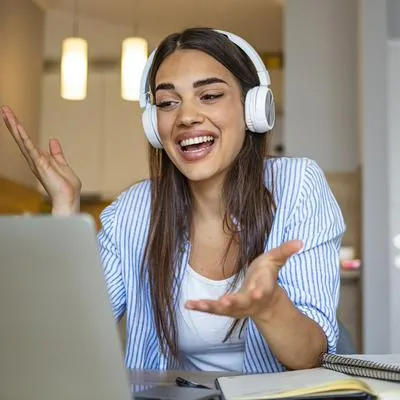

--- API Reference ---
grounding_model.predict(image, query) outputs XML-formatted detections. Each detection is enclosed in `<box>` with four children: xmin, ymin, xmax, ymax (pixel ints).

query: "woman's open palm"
<box><xmin>1</xmin><ymin>105</ymin><xmax>81</xmax><ymax>214</ymax></box>
<box><xmin>185</xmin><ymin>240</ymin><xmax>304</xmax><ymax>320</ymax></box>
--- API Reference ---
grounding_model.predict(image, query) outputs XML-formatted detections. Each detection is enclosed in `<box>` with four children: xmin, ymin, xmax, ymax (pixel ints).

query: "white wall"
<box><xmin>0</xmin><ymin>0</ymin><xmax>44</xmax><ymax>187</ymax></box>
<box><xmin>387</xmin><ymin>0</ymin><xmax>400</xmax><ymax>39</ymax></box>
<box><xmin>387</xmin><ymin>0</ymin><xmax>400</xmax><ymax>355</ymax></box>
<box><xmin>387</xmin><ymin>40</ymin><xmax>400</xmax><ymax>353</ymax></box>
<box><xmin>359</xmin><ymin>0</ymin><xmax>390</xmax><ymax>354</ymax></box>
<box><xmin>360</xmin><ymin>0</ymin><xmax>400</xmax><ymax>354</ymax></box>
<box><xmin>284</xmin><ymin>0</ymin><xmax>358</xmax><ymax>172</ymax></box>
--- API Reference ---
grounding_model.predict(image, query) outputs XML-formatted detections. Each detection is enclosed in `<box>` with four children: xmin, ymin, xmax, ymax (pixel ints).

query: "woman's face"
<box><xmin>154</xmin><ymin>49</ymin><xmax>246</xmax><ymax>184</ymax></box>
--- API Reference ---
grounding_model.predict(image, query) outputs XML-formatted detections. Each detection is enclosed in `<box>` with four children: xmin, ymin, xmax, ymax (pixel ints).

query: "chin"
<box><xmin>167</xmin><ymin>150</ymin><xmax>229</xmax><ymax>184</ymax></box>
<box><xmin>185</xmin><ymin>173</ymin><xmax>215</xmax><ymax>182</ymax></box>
<box><xmin>180</xmin><ymin>165</ymin><xmax>226</xmax><ymax>184</ymax></box>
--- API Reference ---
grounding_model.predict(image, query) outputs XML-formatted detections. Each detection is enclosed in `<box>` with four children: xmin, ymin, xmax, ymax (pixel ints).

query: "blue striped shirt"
<box><xmin>98</xmin><ymin>157</ymin><xmax>345</xmax><ymax>372</ymax></box>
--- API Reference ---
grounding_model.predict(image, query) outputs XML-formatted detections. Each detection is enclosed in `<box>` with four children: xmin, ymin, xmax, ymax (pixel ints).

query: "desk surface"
<box><xmin>129</xmin><ymin>369</ymin><xmax>233</xmax><ymax>389</ymax></box>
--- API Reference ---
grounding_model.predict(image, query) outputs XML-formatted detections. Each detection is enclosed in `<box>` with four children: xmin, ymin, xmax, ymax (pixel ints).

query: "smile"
<box><xmin>176</xmin><ymin>134</ymin><xmax>216</xmax><ymax>162</ymax></box>
<box><xmin>179</xmin><ymin>135</ymin><xmax>215</xmax><ymax>152</ymax></box>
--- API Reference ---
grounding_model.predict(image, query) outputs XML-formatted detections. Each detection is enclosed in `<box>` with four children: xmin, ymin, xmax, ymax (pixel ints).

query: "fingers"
<box><xmin>253</xmin><ymin>240</ymin><xmax>303</xmax><ymax>274</ymax></box>
<box><xmin>267</xmin><ymin>240</ymin><xmax>303</xmax><ymax>264</ymax></box>
<box><xmin>185</xmin><ymin>291</ymin><xmax>255</xmax><ymax>318</ymax></box>
<box><xmin>48</xmin><ymin>144</ymin><xmax>82</xmax><ymax>191</ymax></box>
<box><xmin>1</xmin><ymin>106</ymin><xmax>22</xmax><ymax>140</ymax></box>
<box><xmin>49</xmin><ymin>138</ymin><xmax>69</xmax><ymax>166</ymax></box>
<box><xmin>1</xmin><ymin>106</ymin><xmax>14</xmax><ymax>133</ymax></box>
<box><xmin>1</xmin><ymin>106</ymin><xmax>65</xmax><ymax>180</ymax></box>
<box><xmin>17</xmin><ymin>122</ymin><xmax>46</xmax><ymax>165</ymax></box>
<box><xmin>185</xmin><ymin>298</ymin><xmax>232</xmax><ymax>316</ymax></box>
<box><xmin>1</xmin><ymin>106</ymin><xmax>39</xmax><ymax>174</ymax></box>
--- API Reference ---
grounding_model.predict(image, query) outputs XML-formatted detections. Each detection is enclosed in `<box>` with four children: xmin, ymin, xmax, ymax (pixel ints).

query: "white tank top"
<box><xmin>177</xmin><ymin>265</ymin><xmax>246</xmax><ymax>372</ymax></box>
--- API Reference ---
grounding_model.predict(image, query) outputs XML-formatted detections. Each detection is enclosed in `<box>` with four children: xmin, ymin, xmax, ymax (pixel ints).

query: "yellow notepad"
<box><xmin>216</xmin><ymin>367</ymin><xmax>400</xmax><ymax>400</ymax></box>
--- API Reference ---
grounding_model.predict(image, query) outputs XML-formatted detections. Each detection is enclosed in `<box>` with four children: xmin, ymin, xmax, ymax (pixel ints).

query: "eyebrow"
<box><xmin>155</xmin><ymin>77</ymin><xmax>228</xmax><ymax>92</ymax></box>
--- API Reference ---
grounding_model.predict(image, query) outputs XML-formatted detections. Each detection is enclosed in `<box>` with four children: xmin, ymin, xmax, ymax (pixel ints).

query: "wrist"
<box><xmin>52</xmin><ymin>197</ymin><xmax>80</xmax><ymax>216</ymax></box>
<box><xmin>252</xmin><ymin>287</ymin><xmax>287</xmax><ymax>325</ymax></box>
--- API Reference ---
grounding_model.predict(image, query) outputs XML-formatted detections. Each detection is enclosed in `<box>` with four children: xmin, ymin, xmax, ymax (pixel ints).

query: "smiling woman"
<box><xmin>1</xmin><ymin>27</ymin><xmax>344</xmax><ymax>374</ymax></box>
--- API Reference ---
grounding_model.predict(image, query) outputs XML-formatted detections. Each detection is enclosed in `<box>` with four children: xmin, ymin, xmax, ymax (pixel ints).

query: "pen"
<box><xmin>175</xmin><ymin>376</ymin><xmax>213</xmax><ymax>390</ymax></box>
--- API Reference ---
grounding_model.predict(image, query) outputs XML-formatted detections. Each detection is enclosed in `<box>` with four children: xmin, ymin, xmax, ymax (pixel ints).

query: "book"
<box><xmin>216</xmin><ymin>355</ymin><xmax>400</xmax><ymax>400</ymax></box>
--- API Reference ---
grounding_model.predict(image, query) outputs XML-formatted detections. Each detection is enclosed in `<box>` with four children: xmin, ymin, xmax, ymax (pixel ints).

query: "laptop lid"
<box><xmin>0</xmin><ymin>214</ymin><xmax>132</xmax><ymax>400</ymax></box>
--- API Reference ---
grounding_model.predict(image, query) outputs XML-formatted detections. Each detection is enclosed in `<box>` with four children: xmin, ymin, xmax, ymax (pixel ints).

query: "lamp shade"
<box><xmin>121</xmin><ymin>37</ymin><xmax>148</xmax><ymax>101</ymax></box>
<box><xmin>61</xmin><ymin>37</ymin><xmax>88</xmax><ymax>100</ymax></box>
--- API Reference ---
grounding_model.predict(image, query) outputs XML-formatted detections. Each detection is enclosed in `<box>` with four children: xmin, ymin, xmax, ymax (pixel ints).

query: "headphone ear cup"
<box><xmin>245</xmin><ymin>86</ymin><xmax>275</xmax><ymax>133</ymax></box>
<box><xmin>142</xmin><ymin>105</ymin><xmax>163</xmax><ymax>148</ymax></box>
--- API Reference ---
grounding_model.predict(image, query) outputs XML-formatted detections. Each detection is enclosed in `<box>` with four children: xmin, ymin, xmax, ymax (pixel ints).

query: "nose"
<box><xmin>176</xmin><ymin>99</ymin><xmax>204</xmax><ymax>127</ymax></box>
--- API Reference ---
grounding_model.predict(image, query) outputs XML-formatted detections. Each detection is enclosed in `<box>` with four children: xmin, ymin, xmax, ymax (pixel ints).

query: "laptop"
<box><xmin>0</xmin><ymin>214</ymin><xmax>132</xmax><ymax>400</ymax></box>
<box><xmin>0</xmin><ymin>214</ymin><xmax>222</xmax><ymax>400</ymax></box>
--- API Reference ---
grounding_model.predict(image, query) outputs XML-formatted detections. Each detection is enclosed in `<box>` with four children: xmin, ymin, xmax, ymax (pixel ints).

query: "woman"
<box><xmin>1</xmin><ymin>27</ymin><xmax>345</xmax><ymax>373</ymax></box>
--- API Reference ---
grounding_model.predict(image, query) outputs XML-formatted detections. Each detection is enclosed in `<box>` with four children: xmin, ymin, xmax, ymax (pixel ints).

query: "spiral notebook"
<box><xmin>321</xmin><ymin>353</ymin><xmax>400</xmax><ymax>383</ymax></box>
<box><xmin>216</xmin><ymin>355</ymin><xmax>400</xmax><ymax>400</ymax></box>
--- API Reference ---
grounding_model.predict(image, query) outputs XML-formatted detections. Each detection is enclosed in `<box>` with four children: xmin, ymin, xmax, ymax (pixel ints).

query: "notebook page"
<box><xmin>217</xmin><ymin>368</ymin><xmax>371</xmax><ymax>400</ymax></box>
<box><xmin>358</xmin><ymin>378</ymin><xmax>400</xmax><ymax>400</ymax></box>
<box><xmin>339</xmin><ymin>355</ymin><xmax>400</xmax><ymax>399</ymax></box>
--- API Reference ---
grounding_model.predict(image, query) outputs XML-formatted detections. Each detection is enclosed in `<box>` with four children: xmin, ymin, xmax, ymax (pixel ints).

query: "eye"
<box><xmin>201</xmin><ymin>93</ymin><xmax>224</xmax><ymax>102</ymax></box>
<box><xmin>155</xmin><ymin>100</ymin><xmax>179</xmax><ymax>110</ymax></box>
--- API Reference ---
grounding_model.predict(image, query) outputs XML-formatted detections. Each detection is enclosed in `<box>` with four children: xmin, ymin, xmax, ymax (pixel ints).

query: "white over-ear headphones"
<box><xmin>139</xmin><ymin>29</ymin><xmax>275</xmax><ymax>149</ymax></box>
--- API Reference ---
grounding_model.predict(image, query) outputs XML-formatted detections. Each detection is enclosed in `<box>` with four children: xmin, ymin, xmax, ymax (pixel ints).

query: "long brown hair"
<box><xmin>142</xmin><ymin>27</ymin><xmax>275</xmax><ymax>358</ymax></box>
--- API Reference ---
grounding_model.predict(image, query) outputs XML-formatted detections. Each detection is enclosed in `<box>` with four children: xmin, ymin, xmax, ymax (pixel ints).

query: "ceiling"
<box><xmin>33</xmin><ymin>0</ymin><xmax>284</xmax><ymax>52</ymax></box>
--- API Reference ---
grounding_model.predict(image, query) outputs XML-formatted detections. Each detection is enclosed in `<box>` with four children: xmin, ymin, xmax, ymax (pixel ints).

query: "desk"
<box><xmin>129</xmin><ymin>369</ymin><xmax>232</xmax><ymax>389</ymax></box>
<box><xmin>129</xmin><ymin>370</ymin><xmax>229</xmax><ymax>399</ymax></box>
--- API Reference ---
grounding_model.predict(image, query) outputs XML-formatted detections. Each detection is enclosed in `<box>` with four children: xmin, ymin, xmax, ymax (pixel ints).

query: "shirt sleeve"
<box><xmin>279</xmin><ymin>159</ymin><xmax>345</xmax><ymax>353</ymax></box>
<box><xmin>97</xmin><ymin>199</ymin><xmax>126</xmax><ymax>321</ymax></box>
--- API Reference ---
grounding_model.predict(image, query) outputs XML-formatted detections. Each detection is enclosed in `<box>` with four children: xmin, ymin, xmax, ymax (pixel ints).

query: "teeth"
<box><xmin>180</xmin><ymin>136</ymin><xmax>214</xmax><ymax>147</ymax></box>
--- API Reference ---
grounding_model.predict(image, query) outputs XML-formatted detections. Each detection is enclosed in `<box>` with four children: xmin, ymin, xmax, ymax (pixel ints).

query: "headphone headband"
<box><xmin>215</xmin><ymin>30</ymin><xmax>270</xmax><ymax>86</ymax></box>
<box><xmin>139</xmin><ymin>50</ymin><xmax>156</xmax><ymax>108</ymax></box>
<box><xmin>139</xmin><ymin>29</ymin><xmax>271</xmax><ymax>109</ymax></box>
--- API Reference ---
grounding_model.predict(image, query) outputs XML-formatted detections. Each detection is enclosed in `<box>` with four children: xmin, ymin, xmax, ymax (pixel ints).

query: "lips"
<box><xmin>176</xmin><ymin>131</ymin><xmax>218</xmax><ymax>144</ymax></box>
<box><xmin>175</xmin><ymin>131</ymin><xmax>217</xmax><ymax>162</ymax></box>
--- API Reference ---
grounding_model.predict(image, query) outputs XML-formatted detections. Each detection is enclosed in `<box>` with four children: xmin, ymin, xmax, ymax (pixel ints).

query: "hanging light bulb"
<box><xmin>61</xmin><ymin>37</ymin><xmax>88</xmax><ymax>100</ymax></box>
<box><xmin>60</xmin><ymin>0</ymin><xmax>88</xmax><ymax>100</ymax></box>
<box><xmin>121</xmin><ymin>0</ymin><xmax>148</xmax><ymax>101</ymax></box>
<box><xmin>121</xmin><ymin>37</ymin><xmax>148</xmax><ymax>101</ymax></box>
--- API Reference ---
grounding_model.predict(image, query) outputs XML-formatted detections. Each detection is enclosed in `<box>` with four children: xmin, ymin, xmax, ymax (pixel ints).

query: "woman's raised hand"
<box><xmin>185</xmin><ymin>240</ymin><xmax>304</xmax><ymax>322</ymax></box>
<box><xmin>1</xmin><ymin>105</ymin><xmax>82</xmax><ymax>215</ymax></box>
